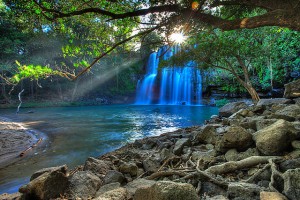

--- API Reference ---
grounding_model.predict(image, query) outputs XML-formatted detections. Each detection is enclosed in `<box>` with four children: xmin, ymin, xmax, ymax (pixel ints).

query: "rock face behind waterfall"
<box><xmin>3</xmin><ymin>89</ymin><xmax>300</xmax><ymax>200</ymax></box>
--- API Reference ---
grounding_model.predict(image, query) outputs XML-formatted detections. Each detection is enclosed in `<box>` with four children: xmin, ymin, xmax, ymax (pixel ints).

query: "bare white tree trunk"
<box><xmin>16</xmin><ymin>89</ymin><xmax>24</xmax><ymax>114</ymax></box>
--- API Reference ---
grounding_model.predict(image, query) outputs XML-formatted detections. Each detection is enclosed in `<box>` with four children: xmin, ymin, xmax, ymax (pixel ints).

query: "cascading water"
<box><xmin>135</xmin><ymin>46</ymin><xmax>202</xmax><ymax>105</ymax></box>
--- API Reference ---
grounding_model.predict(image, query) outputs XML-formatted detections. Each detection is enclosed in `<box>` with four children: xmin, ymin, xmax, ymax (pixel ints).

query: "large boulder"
<box><xmin>133</xmin><ymin>181</ymin><xmax>198</xmax><ymax>200</ymax></box>
<box><xmin>30</xmin><ymin>165</ymin><xmax>67</xmax><ymax>181</ymax></box>
<box><xmin>219</xmin><ymin>102</ymin><xmax>248</xmax><ymax>117</ymax></box>
<box><xmin>125</xmin><ymin>178</ymin><xmax>156</xmax><ymax>198</ymax></box>
<box><xmin>216</xmin><ymin>126</ymin><xmax>253</xmax><ymax>152</ymax></box>
<box><xmin>95</xmin><ymin>182</ymin><xmax>121</xmax><ymax>198</ymax></box>
<box><xmin>253</xmin><ymin>120</ymin><xmax>298</xmax><ymax>155</ymax></box>
<box><xmin>142</xmin><ymin>156</ymin><xmax>160</xmax><ymax>173</ymax></box>
<box><xmin>283</xmin><ymin>168</ymin><xmax>300</xmax><ymax>200</ymax></box>
<box><xmin>256</xmin><ymin>98</ymin><xmax>292</xmax><ymax>106</ymax></box>
<box><xmin>284</xmin><ymin>79</ymin><xmax>300</xmax><ymax>98</ymax></box>
<box><xmin>83</xmin><ymin>157</ymin><xmax>111</xmax><ymax>178</ymax></box>
<box><xmin>67</xmin><ymin>171</ymin><xmax>102</xmax><ymax>199</ymax></box>
<box><xmin>19</xmin><ymin>167</ymin><xmax>68</xmax><ymax>200</ymax></box>
<box><xmin>196</xmin><ymin>125</ymin><xmax>220</xmax><ymax>145</ymax></box>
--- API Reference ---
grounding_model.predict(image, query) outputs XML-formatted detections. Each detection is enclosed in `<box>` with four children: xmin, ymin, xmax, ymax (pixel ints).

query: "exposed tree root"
<box><xmin>244</xmin><ymin>163</ymin><xmax>271</xmax><ymax>183</ymax></box>
<box><xmin>205</xmin><ymin>156</ymin><xmax>281</xmax><ymax>175</ymax></box>
<box><xmin>146</xmin><ymin>171</ymin><xmax>188</xmax><ymax>180</ymax></box>
<box><xmin>269</xmin><ymin>158</ymin><xmax>284</xmax><ymax>193</ymax></box>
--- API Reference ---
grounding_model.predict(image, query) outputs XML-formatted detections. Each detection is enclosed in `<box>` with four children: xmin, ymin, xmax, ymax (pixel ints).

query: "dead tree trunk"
<box><xmin>16</xmin><ymin>89</ymin><xmax>24</xmax><ymax>114</ymax></box>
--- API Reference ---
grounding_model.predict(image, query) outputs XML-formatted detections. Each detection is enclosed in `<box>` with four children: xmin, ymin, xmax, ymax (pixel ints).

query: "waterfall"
<box><xmin>135</xmin><ymin>46</ymin><xmax>202</xmax><ymax>105</ymax></box>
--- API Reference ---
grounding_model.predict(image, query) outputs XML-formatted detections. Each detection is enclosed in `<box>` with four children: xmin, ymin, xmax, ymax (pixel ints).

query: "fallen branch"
<box><xmin>19</xmin><ymin>138</ymin><xmax>43</xmax><ymax>157</ymax></box>
<box><xmin>205</xmin><ymin>156</ymin><xmax>281</xmax><ymax>175</ymax></box>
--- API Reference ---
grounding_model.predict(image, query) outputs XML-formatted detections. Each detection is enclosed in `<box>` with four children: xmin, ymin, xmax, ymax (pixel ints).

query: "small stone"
<box><xmin>260</xmin><ymin>191</ymin><xmax>288</xmax><ymax>200</ymax></box>
<box><xmin>125</xmin><ymin>178</ymin><xmax>156</xmax><ymax>197</ymax></box>
<box><xmin>95</xmin><ymin>182</ymin><xmax>121</xmax><ymax>198</ymax></box>
<box><xmin>205</xmin><ymin>195</ymin><xmax>229</xmax><ymax>200</ymax></box>
<box><xmin>292</xmin><ymin>140</ymin><xmax>300</xmax><ymax>149</ymax></box>
<box><xmin>119</xmin><ymin>162</ymin><xmax>138</xmax><ymax>176</ymax></box>
<box><xmin>257</xmin><ymin>98</ymin><xmax>292</xmax><ymax>106</ymax></box>
<box><xmin>142</xmin><ymin>157</ymin><xmax>160</xmax><ymax>173</ymax></box>
<box><xmin>173</xmin><ymin>138</ymin><xmax>191</xmax><ymax>155</ymax></box>
<box><xmin>95</xmin><ymin>187</ymin><xmax>128</xmax><ymax>200</ymax></box>
<box><xmin>227</xmin><ymin>182</ymin><xmax>264</xmax><ymax>200</ymax></box>
<box><xmin>104</xmin><ymin>170</ymin><xmax>126</xmax><ymax>184</ymax></box>
<box><xmin>225</xmin><ymin>149</ymin><xmax>239</xmax><ymax>161</ymax></box>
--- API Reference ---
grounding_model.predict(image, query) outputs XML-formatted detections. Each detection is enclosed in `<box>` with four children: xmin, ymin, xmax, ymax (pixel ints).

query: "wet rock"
<box><xmin>260</xmin><ymin>191</ymin><xmax>288</xmax><ymax>200</ymax></box>
<box><xmin>19</xmin><ymin>167</ymin><xmax>68</xmax><ymax>200</ymax></box>
<box><xmin>292</xmin><ymin>140</ymin><xmax>300</xmax><ymax>149</ymax></box>
<box><xmin>273</xmin><ymin>104</ymin><xmax>300</xmax><ymax>121</ymax></box>
<box><xmin>125</xmin><ymin>178</ymin><xmax>156</xmax><ymax>197</ymax></box>
<box><xmin>253</xmin><ymin>120</ymin><xmax>298</xmax><ymax>155</ymax></box>
<box><xmin>284</xmin><ymin>79</ymin><xmax>300</xmax><ymax>98</ymax></box>
<box><xmin>104</xmin><ymin>170</ymin><xmax>126</xmax><ymax>184</ymax></box>
<box><xmin>283</xmin><ymin>168</ymin><xmax>300</xmax><ymax>200</ymax></box>
<box><xmin>95</xmin><ymin>182</ymin><xmax>121</xmax><ymax>197</ymax></box>
<box><xmin>95</xmin><ymin>187</ymin><xmax>128</xmax><ymax>200</ymax></box>
<box><xmin>142</xmin><ymin>156</ymin><xmax>160</xmax><ymax>173</ymax></box>
<box><xmin>119</xmin><ymin>162</ymin><xmax>138</xmax><ymax>177</ymax></box>
<box><xmin>173</xmin><ymin>138</ymin><xmax>191</xmax><ymax>155</ymax></box>
<box><xmin>84</xmin><ymin>157</ymin><xmax>110</xmax><ymax>178</ymax></box>
<box><xmin>30</xmin><ymin>165</ymin><xmax>67</xmax><ymax>181</ymax></box>
<box><xmin>217</xmin><ymin>126</ymin><xmax>253</xmax><ymax>152</ymax></box>
<box><xmin>67</xmin><ymin>171</ymin><xmax>102</xmax><ymax>199</ymax></box>
<box><xmin>279</xmin><ymin>158</ymin><xmax>300</xmax><ymax>172</ymax></box>
<box><xmin>227</xmin><ymin>182</ymin><xmax>264</xmax><ymax>200</ymax></box>
<box><xmin>257</xmin><ymin>98</ymin><xmax>292</xmax><ymax>106</ymax></box>
<box><xmin>219</xmin><ymin>102</ymin><xmax>248</xmax><ymax>117</ymax></box>
<box><xmin>134</xmin><ymin>181</ymin><xmax>198</xmax><ymax>200</ymax></box>
<box><xmin>225</xmin><ymin>149</ymin><xmax>239</xmax><ymax>161</ymax></box>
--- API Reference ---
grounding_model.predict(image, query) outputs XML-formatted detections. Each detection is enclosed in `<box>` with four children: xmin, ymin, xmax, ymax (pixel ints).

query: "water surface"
<box><xmin>0</xmin><ymin>104</ymin><xmax>218</xmax><ymax>193</ymax></box>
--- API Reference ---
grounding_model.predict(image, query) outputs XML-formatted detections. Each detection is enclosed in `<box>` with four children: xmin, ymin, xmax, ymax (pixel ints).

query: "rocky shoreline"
<box><xmin>0</xmin><ymin>97</ymin><xmax>299</xmax><ymax>200</ymax></box>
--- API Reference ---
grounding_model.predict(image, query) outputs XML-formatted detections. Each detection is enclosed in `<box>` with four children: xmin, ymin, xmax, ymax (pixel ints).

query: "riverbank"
<box><xmin>1</xmin><ymin>97</ymin><xmax>299</xmax><ymax>200</ymax></box>
<box><xmin>0</xmin><ymin>117</ymin><xmax>44</xmax><ymax>168</ymax></box>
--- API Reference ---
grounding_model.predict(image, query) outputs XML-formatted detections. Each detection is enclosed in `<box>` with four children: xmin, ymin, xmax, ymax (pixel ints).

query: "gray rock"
<box><xmin>125</xmin><ymin>178</ymin><xmax>156</xmax><ymax>197</ymax></box>
<box><xmin>84</xmin><ymin>157</ymin><xmax>111</xmax><ymax>178</ymax></box>
<box><xmin>95</xmin><ymin>187</ymin><xmax>128</xmax><ymax>200</ymax></box>
<box><xmin>219</xmin><ymin>102</ymin><xmax>248</xmax><ymax>117</ymax></box>
<box><xmin>225</xmin><ymin>149</ymin><xmax>239</xmax><ymax>161</ymax></box>
<box><xmin>134</xmin><ymin>181</ymin><xmax>198</xmax><ymax>200</ymax></box>
<box><xmin>0</xmin><ymin>192</ymin><xmax>22</xmax><ymax>200</ymax></box>
<box><xmin>95</xmin><ymin>182</ymin><xmax>121</xmax><ymax>198</ymax></box>
<box><xmin>201</xmin><ymin>181</ymin><xmax>227</xmax><ymax>197</ymax></box>
<box><xmin>227</xmin><ymin>182</ymin><xmax>264</xmax><ymax>200</ymax></box>
<box><xmin>173</xmin><ymin>138</ymin><xmax>191</xmax><ymax>155</ymax></box>
<box><xmin>19</xmin><ymin>168</ymin><xmax>68</xmax><ymax>200</ymax></box>
<box><xmin>292</xmin><ymin>140</ymin><xmax>300</xmax><ymax>149</ymax></box>
<box><xmin>255</xmin><ymin>119</ymin><xmax>277</xmax><ymax>131</ymax></box>
<box><xmin>253</xmin><ymin>120</ymin><xmax>298</xmax><ymax>155</ymax></box>
<box><xmin>160</xmin><ymin>148</ymin><xmax>174</xmax><ymax>161</ymax></box>
<box><xmin>283</xmin><ymin>168</ymin><xmax>300</xmax><ymax>200</ymax></box>
<box><xmin>257</xmin><ymin>98</ymin><xmax>292</xmax><ymax>106</ymax></box>
<box><xmin>274</xmin><ymin>104</ymin><xmax>300</xmax><ymax>121</ymax></box>
<box><xmin>104</xmin><ymin>170</ymin><xmax>126</xmax><ymax>184</ymax></box>
<box><xmin>30</xmin><ymin>165</ymin><xmax>67</xmax><ymax>181</ymax></box>
<box><xmin>67</xmin><ymin>171</ymin><xmax>102</xmax><ymax>199</ymax></box>
<box><xmin>119</xmin><ymin>162</ymin><xmax>138</xmax><ymax>177</ymax></box>
<box><xmin>197</xmin><ymin>125</ymin><xmax>220</xmax><ymax>145</ymax></box>
<box><xmin>279</xmin><ymin>158</ymin><xmax>300</xmax><ymax>172</ymax></box>
<box><xmin>206</xmin><ymin>195</ymin><xmax>229</xmax><ymax>200</ymax></box>
<box><xmin>294</xmin><ymin>97</ymin><xmax>300</xmax><ymax>105</ymax></box>
<box><xmin>143</xmin><ymin>156</ymin><xmax>160</xmax><ymax>173</ymax></box>
<box><xmin>238</xmin><ymin>148</ymin><xmax>260</xmax><ymax>160</ymax></box>
<box><xmin>284</xmin><ymin>79</ymin><xmax>300</xmax><ymax>98</ymax></box>
<box><xmin>217</xmin><ymin>126</ymin><xmax>253</xmax><ymax>152</ymax></box>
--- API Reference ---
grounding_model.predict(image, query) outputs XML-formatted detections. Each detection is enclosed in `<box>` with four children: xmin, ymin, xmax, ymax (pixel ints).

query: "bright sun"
<box><xmin>170</xmin><ymin>32</ymin><xmax>186</xmax><ymax>44</ymax></box>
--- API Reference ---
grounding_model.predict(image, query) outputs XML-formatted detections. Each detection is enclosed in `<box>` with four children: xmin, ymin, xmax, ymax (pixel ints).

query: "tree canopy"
<box><xmin>3</xmin><ymin>0</ymin><xmax>300</xmax><ymax>79</ymax></box>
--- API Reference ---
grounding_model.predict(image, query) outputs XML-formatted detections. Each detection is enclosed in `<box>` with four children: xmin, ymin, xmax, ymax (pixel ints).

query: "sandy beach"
<box><xmin>0</xmin><ymin>117</ymin><xmax>40</xmax><ymax>168</ymax></box>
